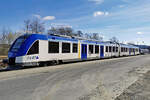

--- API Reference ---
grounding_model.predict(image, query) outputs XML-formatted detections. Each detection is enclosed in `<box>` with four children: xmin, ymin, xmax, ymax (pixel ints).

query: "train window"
<box><xmin>113</xmin><ymin>47</ymin><xmax>115</xmax><ymax>52</ymax></box>
<box><xmin>73</xmin><ymin>43</ymin><xmax>78</xmax><ymax>53</ymax></box>
<box><xmin>95</xmin><ymin>45</ymin><xmax>99</xmax><ymax>54</ymax></box>
<box><xmin>106</xmin><ymin>46</ymin><xmax>108</xmax><ymax>52</ymax></box>
<box><xmin>116</xmin><ymin>47</ymin><xmax>118</xmax><ymax>52</ymax></box>
<box><xmin>126</xmin><ymin>48</ymin><xmax>128</xmax><ymax>52</ymax></box>
<box><xmin>48</xmin><ymin>41</ymin><xmax>59</xmax><ymax>53</ymax></box>
<box><xmin>121</xmin><ymin>47</ymin><xmax>123</xmax><ymax>52</ymax></box>
<box><xmin>62</xmin><ymin>42</ymin><xmax>70</xmax><ymax>53</ymax></box>
<box><xmin>27</xmin><ymin>40</ymin><xmax>39</xmax><ymax>55</ymax></box>
<box><xmin>109</xmin><ymin>46</ymin><xmax>112</xmax><ymax>52</ymax></box>
<box><xmin>89</xmin><ymin>45</ymin><xmax>94</xmax><ymax>54</ymax></box>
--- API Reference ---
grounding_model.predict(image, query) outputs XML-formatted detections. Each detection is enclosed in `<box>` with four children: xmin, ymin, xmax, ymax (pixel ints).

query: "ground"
<box><xmin>0</xmin><ymin>55</ymin><xmax>150</xmax><ymax>100</ymax></box>
<box><xmin>115</xmin><ymin>71</ymin><xmax>150</xmax><ymax>100</ymax></box>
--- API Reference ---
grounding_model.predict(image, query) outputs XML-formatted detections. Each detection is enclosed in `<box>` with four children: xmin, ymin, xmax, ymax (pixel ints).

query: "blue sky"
<box><xmin>0</xmin><ymin>0</ymin><xmax>150</xmax><ymax>45</ymax></box>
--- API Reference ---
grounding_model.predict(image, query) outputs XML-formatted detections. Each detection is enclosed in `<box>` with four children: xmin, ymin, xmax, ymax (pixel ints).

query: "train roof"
<box><xmin>22</xmin><ymin>34</ymin><xmax>139</xmax><ymax>48</ymax></box>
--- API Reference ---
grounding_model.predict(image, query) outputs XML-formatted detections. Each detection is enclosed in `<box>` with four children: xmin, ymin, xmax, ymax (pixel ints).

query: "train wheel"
<box><xmin>39</xmin><ymin>62</ymin><xmax>47</xmax><ymax>67</ymax></box>
<box><xmin>58</xmin><ymin>60</ymin><xmax>63</xmax><ymax>64</ymax></box>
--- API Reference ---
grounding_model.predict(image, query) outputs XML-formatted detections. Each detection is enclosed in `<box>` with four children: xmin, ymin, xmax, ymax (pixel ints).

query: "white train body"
<box><xmin>8</xmin><ymin>34</ymin><xmax>140</xmax><ymax>66</ymax></box>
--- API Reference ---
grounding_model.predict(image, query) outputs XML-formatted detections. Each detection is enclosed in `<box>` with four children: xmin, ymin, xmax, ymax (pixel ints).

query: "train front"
<box><xmin>8</xmin><ymin>34</ymin><xmax>32</xmax><ymax>66</ymax></box>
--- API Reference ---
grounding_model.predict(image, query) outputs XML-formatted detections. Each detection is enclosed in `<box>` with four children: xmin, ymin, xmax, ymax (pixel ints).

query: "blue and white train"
<box><xmin>8</xmin><ymin>34</ymin><xmax>140</xmax><ymax>66</ymax></box>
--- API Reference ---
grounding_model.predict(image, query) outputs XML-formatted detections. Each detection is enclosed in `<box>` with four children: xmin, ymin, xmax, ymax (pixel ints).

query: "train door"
<box><xmin>81</xmin><ymin>44</ymin><xmax>87</xmax><ymax>60</ymax></box>
<box><xmin>129</xmin><ymin>48</ymin><xmax>131</xmax><ymax>55</ymax></box>
<box><xmin>100</xmin><ymin>45</ymin><xmax>104</xmax><ymax>58</ymax></box>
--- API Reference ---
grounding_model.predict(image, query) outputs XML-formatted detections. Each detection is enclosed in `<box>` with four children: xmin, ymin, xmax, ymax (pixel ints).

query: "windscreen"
<box><xmin>10</xmin><ymin>35</ymin><xmax>30</xmax><ymax>52</ymax></box>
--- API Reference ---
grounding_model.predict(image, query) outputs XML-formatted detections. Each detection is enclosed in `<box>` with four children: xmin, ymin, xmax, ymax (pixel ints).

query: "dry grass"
<box><xmin>0</xmin><ymin>56</ymin><xmax>8</xmax><ymax>69</ymax></box>
<box><xmin>0</xmin><ymin>56</ymin><xmax>7</xmax><ymax>60</ymax></box>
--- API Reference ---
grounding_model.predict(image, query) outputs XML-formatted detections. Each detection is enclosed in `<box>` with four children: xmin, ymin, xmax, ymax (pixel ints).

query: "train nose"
<box><xmin>8</xmin><ymin>52</ymin><xmax>17</xmax><ymax>58</ymax></box>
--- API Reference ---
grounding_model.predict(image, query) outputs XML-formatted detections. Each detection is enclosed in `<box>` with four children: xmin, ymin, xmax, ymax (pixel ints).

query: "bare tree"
<box><xmin>0</xmin><ymin>27</ymin><xmax>21</xmax><ymax>45</ymax></box>
<box><xmin>65</xmin><ymin>27</ymin><xmax>73</xmax><ymax>36</ymax></box>
<box><xmin>47</xmin><ymin>27</ymin><xmax>103</xmax><ymax>41</ymax></box>
<box><xmin>76</xmin><ymin>30</ymin><xmax>83</xmax><ymax>37</ymax></box>
<box><xmin>47</xmin><ymin>27</ymin><xmax>58</xmax><ymax>35</ymax></box>
<box><xmin>84</xmin><ymin>33</ymin><xmax>103</xmax><ymax>41</ymax></box>
<box><xmin>58</xmin><ymin>27</ymin><xmax>66</xmax><ymax>35</ymax></box>
<box><xmin>30</xmin><ymin>18</ymin><xmax>45</xmax><ymax>33</ymax></box>
<box><xmin>24</xmin><ymin>19</ymin><xmax>31</xmax><ymax>33</ymax></box>
<box><xmin>110</xmin><ymin>36</ymin><xmax>119</xmax><ymax>43</ymax></box>
<box><xmin>91</xmin><ymin>33</ymin><xmax>99</xmax><ymax>40</ymax></box>
<box><xmin>6</xmin><ymin>31</ymin><xmax>14</xmax><ymax>45</ymax></box>
<box><xmin>84</xmin><ymin>33</ymin><xmax>92</xmax><ymax>39</ymax></box>
<box><xmin>0</xmin><ymin>28</ymin><xmax>7</xmax><ymax>44</ymax></box>
<box><xmin>48</xmin><ymin>26</ymin><xmax>74</xmax><ymax>36</ymax></box>
<box><xmin>99</xmin><ymin>36</ymin><xmax>103</xmax><ymax>41</ymax></box>
<box><xmin>24</xmin><ymin>18</ymin><xmax>45</xmax><ymax>34</ymax></box>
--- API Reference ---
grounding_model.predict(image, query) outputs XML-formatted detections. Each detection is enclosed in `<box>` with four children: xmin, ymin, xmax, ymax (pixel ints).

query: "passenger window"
<box><xmin>62</xmin><ymin>42</ymin><xmax>70</xmax><ymax>53</ymax></box>
<box><xmin>106</xmin><ymin>46</ymin><xmax>108</xmax><ymax>52</ymax></box>
<box><xmin>27</xmin><ymin>40</ymin><xmax>39</xmax><ymax>55</ymax></box>
<box><xmin>116</xmin><ymin>47</ymin><xmax>118</xmax><ymax>52</ymax></box>
<box><xmin>109</xmin><ymin>46</ymin><xmax>112</xmax><ymax>52</ymax></box>
<box><xmin>121</xmin><ymin>47</ymin><xmax>123</xmax><ymax>52</ymax></box>
<box><xmin>89</xmin><ymin>45</ymin><xmax>94</xmax><ymax>54</ymax></box>
<box><xmin>95</xmin><ymin>45</ymin><xmax>99</xmax><ymax>54</ymax></box>
<box><xmin>113</xmin><ymin>46</ymin><xmax>115</xmax><ymax>52</ymax></box>
<box><xmin>48</xmin><ymin>41</ymin><xmax>59</xmax><ymax>53</ymax></box>
<box><xmin>73</xmin><ymin>43</ymin><xmax>78</xmax><ymax>53</ymax></box>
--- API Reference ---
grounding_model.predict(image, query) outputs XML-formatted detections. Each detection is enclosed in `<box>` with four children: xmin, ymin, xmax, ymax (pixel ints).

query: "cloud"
<box><xmin>33</xmin><ymin>14</ymin><xmax>41</xmax><ymax>19</ymax></box>
<box><xmin>33</xmin><ymin>14</ymin><xmax>55</xmax><ymax>21</ymax></box>
<box><xmin>88</xmin><ymin>0</ymin><xmax>104</xmax><ymax>4</ymax></box>
<box><xmin>119</xmin><ymin>5</ymin><xmax>125</xmax><ymax>8</ymax></box>
<box><xmin>105</xmin><ymin>12</ymin><xmax>109</xmax><ymax>16</ymax></box>
<box><xmin>93</xmin><ymin>11</ymin><xmax>109</xmax><ymax>17</ymax></box>
<box><xmin>43</xmin><ymin>16</ymin><xmax>55</xmax><ymax>21</ymax></box>
<box><xmin>137</xmin><ymin>32</ymin><xmax>143</xmax><ymax>35</ymax></box>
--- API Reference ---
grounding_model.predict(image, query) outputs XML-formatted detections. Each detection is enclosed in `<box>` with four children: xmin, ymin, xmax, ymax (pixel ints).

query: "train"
<box><xmin>8</xmin><ymin>34</ymin><xmax>140</xmax><ymax>66</ymax></box>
